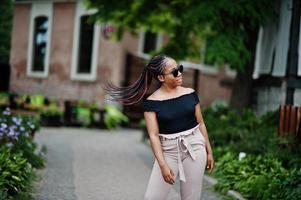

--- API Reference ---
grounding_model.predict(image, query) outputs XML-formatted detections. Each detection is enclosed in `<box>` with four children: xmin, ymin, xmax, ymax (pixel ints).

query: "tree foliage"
<box><xmin>0</xmin><ymin>0</ymin><xmax>13</xmax><ymax>63</ymax></box>
<box><xmin>87</xmin><ymin>0</ymin><xmax>276</xmax><ymax>71</ymax></box>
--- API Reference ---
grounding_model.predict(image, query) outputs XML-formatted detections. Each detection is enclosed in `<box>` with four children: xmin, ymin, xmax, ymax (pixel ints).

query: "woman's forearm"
<box><xmin>149</xmin><ymin>135</ymin><xmax>167</xmax><ymax>168</ymax></box>
<box><xmin>199</xmin><ymin>123</ymin><xmax>213</xmax><ymax>155</ymax></box>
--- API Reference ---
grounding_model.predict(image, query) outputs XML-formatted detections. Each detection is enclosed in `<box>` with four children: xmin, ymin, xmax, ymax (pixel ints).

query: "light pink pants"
<box><xmin>144</xmin><ymin>127</ymin><xmax>207</xmax><ymax>200</ymax></box>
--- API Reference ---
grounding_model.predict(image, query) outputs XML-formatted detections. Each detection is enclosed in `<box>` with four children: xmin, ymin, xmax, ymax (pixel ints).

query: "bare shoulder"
<box><xmin>181</xmin><ymin>87</ymin><xmax>195</xmax><ymax>94</ymax></box>
<box><xmin>146</xmin><ymin>89</ymin><xmax>161</xmax><ymax>100</ymax></box>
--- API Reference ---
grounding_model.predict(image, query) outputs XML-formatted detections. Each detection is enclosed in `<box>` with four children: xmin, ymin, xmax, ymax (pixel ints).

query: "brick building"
<box><xmin>9</xmin><ymin>0</ymin><xmax>234</xmax><ymax>110</ymax></box>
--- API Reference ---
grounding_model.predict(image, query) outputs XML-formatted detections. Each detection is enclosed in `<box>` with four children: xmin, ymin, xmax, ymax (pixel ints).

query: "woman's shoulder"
<box><xmin>182</xmin><ymin>87</ymin><xmax>195</xmax><ymax>94</ymax></box>
<box><xmin>146</xmin><ymin>89</ymin><xmax>161</xmax><ymax>101</ymax></box>
<box><xmin>146</xmin><ymin>87</ymin><xmax>195</xmax><ymax>101</ymax></box>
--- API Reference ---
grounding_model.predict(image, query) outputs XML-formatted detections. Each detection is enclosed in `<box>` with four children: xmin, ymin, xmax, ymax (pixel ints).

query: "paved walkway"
<box><xmin>33</xmin><ymin>128</ymin><xmax>222</xmax><ymax>200</ymax></box>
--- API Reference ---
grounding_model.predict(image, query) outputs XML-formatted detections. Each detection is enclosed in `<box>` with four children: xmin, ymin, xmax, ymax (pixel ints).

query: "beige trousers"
<box><xmin>144</xmin><ymin>127</ymin><xmax>207</xmax><ymax>200</ymax></box>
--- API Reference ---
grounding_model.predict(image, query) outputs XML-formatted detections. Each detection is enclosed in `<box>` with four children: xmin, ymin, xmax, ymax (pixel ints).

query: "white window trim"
<box><xmin>27</xmin><ymin>2</ymin><xmax>53</xmax><ymax>78</ymax></box>
<box><xmin>70</xmin><ymin>1</ymin><xmax>100</xmax><ymax>82</ymax></box>
<box><xmin>137</xmin><ymin>29</ymin><xmax>163</xmax><ymax>60</ymax></box>
<box><xmin>224</xmin><ymin>64</ymin><xmax>237</xmax><ymax>78</ymax></box>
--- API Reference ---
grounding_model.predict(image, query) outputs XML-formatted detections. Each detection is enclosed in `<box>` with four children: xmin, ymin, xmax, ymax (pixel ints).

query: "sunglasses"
<box><xmin>163</xmin><ymin>65</ymin><xmax>184</xmax><ymax>77</ymax></box>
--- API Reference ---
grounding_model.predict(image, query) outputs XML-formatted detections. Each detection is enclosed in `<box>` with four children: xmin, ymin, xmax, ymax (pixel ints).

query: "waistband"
<box><xmin>159</xmin><ymin>124</ymin><xmax>202</xmax><ymax>182</ymax></box>
<box><xmin>158</xmin><ymin>124</ymin><xmax>200</xmax><ymax>139</ymax></box>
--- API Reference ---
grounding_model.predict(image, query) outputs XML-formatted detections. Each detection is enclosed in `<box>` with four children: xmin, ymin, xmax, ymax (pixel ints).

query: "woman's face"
<box><xmin>160</xmin><ymin>58</ymin><xmax>183</xmax><ymax>87</ymax></box>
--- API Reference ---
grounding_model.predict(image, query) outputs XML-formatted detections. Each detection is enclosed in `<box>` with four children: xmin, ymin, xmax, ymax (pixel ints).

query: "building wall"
<box><xmin>10</xmin><ymin>2</ymin><xmax>133</xmax><ymax>107</ymax></box>
<box><xmin>9</xmin><ymin>1</ymin><xmax>233</xmax><ymax>109</ymax></box>
<box><xmin>10</xmin><ymin>4</ymin><xmax>31</xmax><ymax>92</ymax></box>
<box><xmin>252</xmin><ymin>0</ymin><xmax>301</xmax><ymax>114</ymax></box>
<box><xmin>197</xmin><ymin>68</ymin><xmax>232</xmax><ymax>107</ymax></box>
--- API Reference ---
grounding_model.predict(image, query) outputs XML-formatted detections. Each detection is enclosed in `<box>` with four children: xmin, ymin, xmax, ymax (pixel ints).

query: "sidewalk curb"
<box><xmin>204</xmin><ymin>174</ymin><xmax>218</xmax><ymax>185</ymax></box>
<box><xmin>204</xmin><ymin>175</ymin><xmax>247</xmax><ymax>200</ymax></box>
<box><xmin>227</xmin><ymin>190</ymin><xmax>247</xmax><ymax>200</ymax></box>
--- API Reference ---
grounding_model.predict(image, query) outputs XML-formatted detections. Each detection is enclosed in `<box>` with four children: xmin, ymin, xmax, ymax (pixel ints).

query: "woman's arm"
<box><xmin>195</xmin><ymin>103</ymin><xmax>214</xmax><ymax>173</ymax></box>
<box><xmin>144</xmin><ymin>111</ymin><xmax>175</xmax><ymax>184</ymax></box>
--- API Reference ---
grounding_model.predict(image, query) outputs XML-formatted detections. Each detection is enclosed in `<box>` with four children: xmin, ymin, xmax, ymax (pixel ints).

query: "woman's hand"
<box><xmin>160</xmin><ymin>164</ymin><xmax>175</xmax><ymax>185</ymax></box>
<box><xmin>206</xmin><ymin>153</ymin><xmax>214</xmax><ymax>173</ymax></box>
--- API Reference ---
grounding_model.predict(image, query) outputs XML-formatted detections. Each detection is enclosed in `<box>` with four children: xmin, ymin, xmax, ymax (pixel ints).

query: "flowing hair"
<box><xmin>103</xmin><ymin>55</ymin><xmax>169</xmax><ymax>105</ymax></box>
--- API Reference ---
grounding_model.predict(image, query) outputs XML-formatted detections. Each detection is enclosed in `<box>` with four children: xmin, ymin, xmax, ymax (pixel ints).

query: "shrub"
<box><xmin>203</xmin><ymin>105</ymin><xmax>300</xmax><ymax>167</ymax></box>
<box><xmin>206</xmin><ymin>105</ymin><xmax>301</xmax><ymax>200</ymax></box>
<box><xmin>104</xmin><ymin>104</ymin><xmax>129</xmax><ymax>129</ymax></box>
<box><xmin>0</xmin><ymin>145</ymin><xmax>36</xmax><ymax>199</ymax></box>
<box><xmin>213</xmin><ymin>152</ymin><xmax>290</xmax><ymax>199</ymax></box>
<box><xmin>265</xmin><ymin>168</ymin><xmax>301</xmax><ymax>200</ymax></box>
<box><xmin>40</xmin><ymin>104</ymin><xmax>62</xmax><ymax>117</ymax></box>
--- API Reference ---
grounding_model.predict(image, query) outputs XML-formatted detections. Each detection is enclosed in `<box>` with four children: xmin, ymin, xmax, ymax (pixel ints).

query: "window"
<box><xmin>71</xmin><ymin>1</ymin><xmax>100</xmax><ymax>81</ymax></box>
<box><xmin>143</xmin><ymin>31</ymin><xmax>157</xmax><ymax>54</ymax></box>
<box><xmin>138</xmin><ymin>29</ymin><xmax>162</xmax><ymax>59</ymax></box>
<box><xmin>32</xmin><ymin>16</ymin><xmax>48</xmax><ymax>72</ymax></box>
<box><xmin>27</xmin><ymin>2</ymin><xmax>52</xmax><ymax>78</ymax></box>
<box><xmin>77</xmin><ymin>15</ymin><xmax>94</xmax><ymax>74</ymax></box>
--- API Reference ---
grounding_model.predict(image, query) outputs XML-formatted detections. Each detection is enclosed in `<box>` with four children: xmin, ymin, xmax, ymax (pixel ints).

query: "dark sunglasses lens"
<box><xmin>172</xmin><ymin>70</ymin><xmax>178</xmax><ymax>77</ymax></box>
<box><xmin>179</xmin><ymin>65</ymin><xmax>183</xmax><ymax>73</ymax></box>
<box><xmin>172</xmin><ymin>65</ymin><xmax>183</xmax><ymax>77</ymax></box>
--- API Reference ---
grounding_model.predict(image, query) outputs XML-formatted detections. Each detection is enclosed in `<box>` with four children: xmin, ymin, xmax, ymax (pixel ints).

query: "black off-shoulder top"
<box><xmin>143</xmin><ymin>91</ymin><xmax>200</xmax><ymax>134</ymax></box>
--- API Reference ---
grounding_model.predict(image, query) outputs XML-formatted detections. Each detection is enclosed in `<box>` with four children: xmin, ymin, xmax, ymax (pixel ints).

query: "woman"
<box><xmin>104</xmin><ymin>55</ymin><xmax>214</xmax><ymax>200</ymax></box>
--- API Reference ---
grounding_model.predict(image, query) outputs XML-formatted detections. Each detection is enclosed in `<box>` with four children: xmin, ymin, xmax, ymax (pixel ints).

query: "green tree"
<box><xmin>0</xmin><ymin>0</ymin><xmax>13</xmax><ymax>64</ymax></box>
<box><xmin>87</xmin><ymin>0</ymin><xmax>276</xmax><ymax>112</ymax></box>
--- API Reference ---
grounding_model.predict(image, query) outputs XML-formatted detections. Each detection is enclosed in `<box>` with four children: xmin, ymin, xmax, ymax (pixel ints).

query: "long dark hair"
<box><xmin>103</xmin><ymin>55</ymin><xmax>169</xmax><ymax>105</ymax></box>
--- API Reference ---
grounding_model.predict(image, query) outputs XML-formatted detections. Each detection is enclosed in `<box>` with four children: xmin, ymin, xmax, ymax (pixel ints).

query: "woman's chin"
<box><xmin>176</xmin><ymin>80</ymin><xmax>182</xmax><ymax>85</ymax></box>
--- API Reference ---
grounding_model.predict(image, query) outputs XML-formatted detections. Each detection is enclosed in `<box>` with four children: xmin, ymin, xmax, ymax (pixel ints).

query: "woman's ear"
<box><xmin>157</xmin><ymin>75</ymin><xmax>165</xmax><ymax>83</ymax></box>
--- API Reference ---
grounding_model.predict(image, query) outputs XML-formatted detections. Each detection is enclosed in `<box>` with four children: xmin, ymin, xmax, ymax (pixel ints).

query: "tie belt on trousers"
<box><xmin>158</xmin><ymin>125</ymin><xmax>202</xmax><ymax>182</ymax></box>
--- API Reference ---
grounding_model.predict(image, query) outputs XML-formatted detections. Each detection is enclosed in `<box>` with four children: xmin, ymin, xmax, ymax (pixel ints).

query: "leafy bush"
<box><xmin>41</xmin><ymin>104</ymin><xmax>62</xmax><ymax>117</ymax></box>
<box><xmin>29</xmin><ymin>95</ymin><xmax>44</xmax><ymax>109</ymax></box>
<box><xmin>139</xmin><ymin>119</ymin><xmax>146</xmax><ymax>129</ymax></box>
<box><xmin>0</xmin><ymin>93</ymin><xmax>9</xmax><ymax>107</ymax></box>
<box><xmin>104</xmin><ymin>104</ymin><xmax>129</xmax><ymax>129</ymax></box>
<box><xmin>0</xmin><ymin>145</ymin><xmax>36</xmax><ymax>199</ymax></box>
<box><xmin>205</xmin><ymin>105</ymin><xmax>301</xmax><ymax>199</ymax></box>
<box><xmin>75</xmin><ymin>107</ymin><xmax>91</xmax><ymax>127</ymax></box>
<box><xmin>204</xmin><ymin>106</ymin><xmax>278</xmax><ymax>155</ymax></box>
<box><xmin>266</xmin><ymin>135</ymin><xmax>301</xmax><ymax>169</ymax></box>
<box><xmin>265</xmin><ymin>168</ymin><xmax>301</xmax><ymax>200</ymax></box>
<box><xmin>213</xmin><ymin>152</ymin><xmax>301</xmax><ymax>200</ymax></box>
<box><xmin>203</xmin><ymin>105</ymin><xmax>300</xmax><ymax>166</ymax></box>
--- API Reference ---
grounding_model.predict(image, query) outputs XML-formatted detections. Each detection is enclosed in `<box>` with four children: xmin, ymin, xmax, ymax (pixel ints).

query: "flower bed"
<box><xmin>0</xmin><ymin>108</ymin><xmax>46</xmax><ymax>199</ymax></box>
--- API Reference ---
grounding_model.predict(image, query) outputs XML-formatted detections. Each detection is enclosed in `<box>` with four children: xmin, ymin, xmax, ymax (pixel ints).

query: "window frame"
<box><xmin>27</xmin><ymin>2</ymin><xmax>52</xmax><ymax>78</ymax></box>
<box><xmin>70</xmin><ymin>1</ymin><xmax>100</xmax><ymax>82</ymax></box>
<box><xmin>137</xmin><ymin>29</ymin><xmax>163</xmax><ymax>60</ymax></box>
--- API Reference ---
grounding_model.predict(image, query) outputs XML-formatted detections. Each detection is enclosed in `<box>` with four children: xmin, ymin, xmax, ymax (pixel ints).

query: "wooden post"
<box><xmin>289</xmin><ymin>106</ymin><xmax>297</xmax><ymax>134</ymax></box>
<box><xmin>284</xmin><ymin>105</ymin><xmax>291</xmax><ymax>136</ymax></box>
<box><xmin>279</xmin><ymin>105</ymin><xmax>285</xmax><ymax>136</ymax></box>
